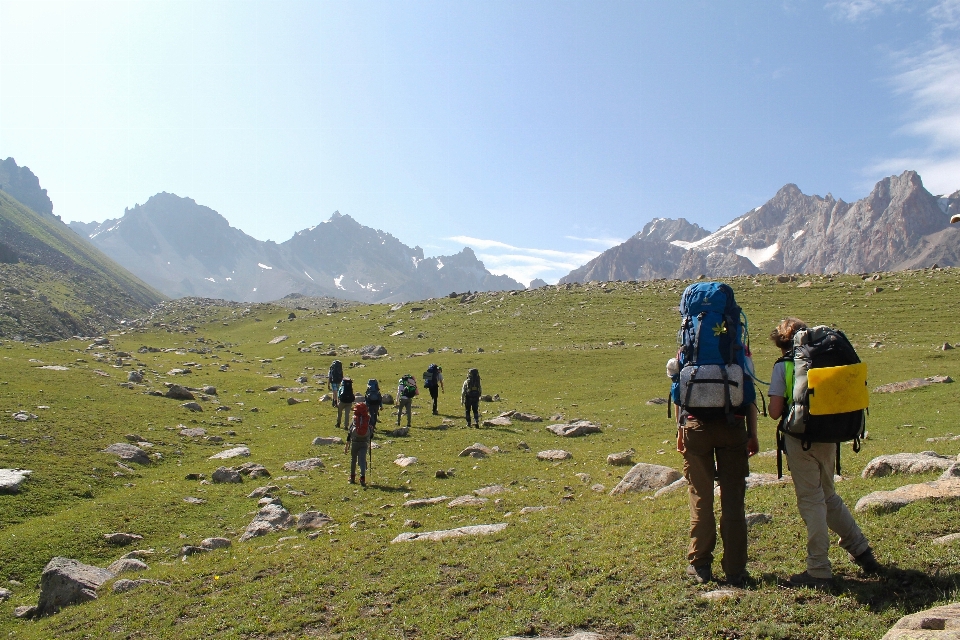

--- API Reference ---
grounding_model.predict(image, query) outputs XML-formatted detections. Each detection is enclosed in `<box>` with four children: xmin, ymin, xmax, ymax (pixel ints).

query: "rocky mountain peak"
<box><xmin>0</xmin><ymin>157</ymin><xmax>54</xmax><ymax>218</ymax></box>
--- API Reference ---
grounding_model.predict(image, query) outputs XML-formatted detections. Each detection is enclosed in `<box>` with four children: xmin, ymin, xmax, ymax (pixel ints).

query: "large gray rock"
<box><xmin>881</xmin><ymin>602</ymin><xmax>960</xmax><ymax>639</ymax></box>
<box><xmin>402</xmin><ymin>496</ymin><xmax>451</xmax><ymax>508</ymax></box>
<box><xmin>654</xmin><ymin>477</ymin><xmax>689</xmax><ymax>497</ymax></box>
<box><xmin>164</xmin><ymin>384</ymin><xmax>195</xmax><ymax>400</ymax></box>
<box><xmin>312</xmin><ymin>436</ymin><xmax>344</xmax><ymax>446</ymax></box>
<box><xmin>179</xmin><ymin>427</ymin><xmax>207</xmax><ymax>437</ymax></box>
<box><xmin>391</xmin><ymin>523</ymin><xmax>508</xmax><ymax>543</ymax></box>
<box><xmin>296</xmin><ymin>511</ymin><xmax>334</xmax><ymax>531</ymax></box>
<box><xmin>240</xmin><ymin>503</ymin><xmax>295</xmax><ymax>541</ymax></box>
<box><xmin>610</xmin><ymin>463</ymin><xmax>682</xmax><ymax>495</ymax></box>
<box><xmin>0</xmin><ymin>468</ymin><xmax>32</xmax><ymax>493</ymax></box>
<box><xmin>103</xmin><ymin>532</ymin><xmax>143</xmax><ymax>545</ymax></box>
<box><xmin>282</xmin><ymin>458</ymin><xmax>324</xmax><ymax>472</ymax></box>
<box><xmin>607</xmin><ymin>450</ymin><xmax>635</xmax><ymax>466</ymax></box>
<box><xmin>545</xmin><ymin>421</ymin><xmax>602</xmax><ymax>437</ymax></box>
<box><xmin>106</xmin><ymin>558</ymin><xmax>149</xmax><ymax>574</ymax></box>
<box><xmin>856</xmin><ymin>479</ymin><xmax>960</xmax><ymax>513</ymax></box>
<box><xmin>200</xmin><ymin>537</ymin><xmax>232</xmax><ymax>550</ymax></box>
<box><xmin>102</xmin><ymin>443</ymin><xmax>151</xmax><ymax>465</ymax></box>
<box><xmin>862</xmin><ymin>452</ymin><xmax>956</xmax><ymax>478</ymax></box>
<box><xmin>209</xmin><ymin>446</ymin><xmax>250</xmax><ymax>460</ymax></box>
<box><xmin>459</xmin><ymin>443</ymin><xmax>494</xmax><ymax>457</ymax></box>
<box><xmin>942</xmin><ymin>462</ymin><xmax>960</xmax><ymax>480</ymax></box>
<box><xmin>212</xmin><ymin>467</ymin><xmax>242</xmax><ymax>484</ymax></box>
<box><xmin>36</xmin><ymin>557</ymin><xmax>114</xmax><ymax>616</ymax></box>
<box><xmin>537</xmin><ymin>450</ymin><xmax>572</xmax><ymax>461</ymax></box>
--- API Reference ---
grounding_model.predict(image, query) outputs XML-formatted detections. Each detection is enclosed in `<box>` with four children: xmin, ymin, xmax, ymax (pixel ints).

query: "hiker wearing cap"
<box><xmin>336</xmin><ymin>377</ymin><xmax>355</xmax><ymax>430</ymax></box>
<box><xmin>768</xmin><ymin>317</ymin><xmax>880</xmax><ymax>588</ymax></box>
<box><xmin>423</xmin><ymin>364</ymin><xmax>444</xmax><ymax>415</ymax></box>
<box><xmin>364</xmin><ymin>379</ymin><xmax>383</xmax><ymax>428</ymax></box>
<box><xmin>396</xmin><ymin>374</ymin><xmax>417</xmax><ymax>428</ymax></box>
<box><xmin>347</xmin><ymin>402</ymin><xmax>373</xmax><ymax>486</ymax></box>
<box><xmin>461</xmin><ymin>368</ymin><xmax>481</xmax><ymax>428</ymax></box>
<box><xmin>668</xmin><ymin>282</ymin><xmax>759</xmax><ymax>586</ymax></box>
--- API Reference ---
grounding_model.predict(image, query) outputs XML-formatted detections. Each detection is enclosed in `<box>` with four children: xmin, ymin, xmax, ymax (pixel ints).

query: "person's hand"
<box><xmin>747</xmin><ymin>435</ymin><xmax>760</xmax><ymax>457</ymax></box>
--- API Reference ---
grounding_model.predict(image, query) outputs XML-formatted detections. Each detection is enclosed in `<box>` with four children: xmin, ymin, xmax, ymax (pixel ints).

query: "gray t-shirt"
<box><xmin>768</xmin><ymin>360</ymin><xmax>787</xmax><ymax>398</ymax></box>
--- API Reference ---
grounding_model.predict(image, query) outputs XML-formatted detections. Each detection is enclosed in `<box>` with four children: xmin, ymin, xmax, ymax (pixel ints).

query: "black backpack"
<box><xmin>329</xmin><ymin>360</ymin><xmax>344</xmax><ymax>384</ymax></box>
<box><xmin>423</xmin><ymin>364</ymin><xmax>439</xmax><ymax>388</ymax></box>
<box><xmin>338</xmin><ymin>378</ymin><xmax>354</xmax><ymax>403</ymax></box>
<box><xmin>777</xmin><ymin>326</ymin><xmax>868</xmax><ymax>476</ymax></box>
<box><xmin>465</xmin><ymin>369</ymin><xmax>481</xmax><ymax>396</ymax></box>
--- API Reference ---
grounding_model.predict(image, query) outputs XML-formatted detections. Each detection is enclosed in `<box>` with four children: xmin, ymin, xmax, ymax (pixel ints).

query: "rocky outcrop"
<box><xmin>855</xmin><ymin>479</ymin><xmax>960</xmax><ymax>513</ymax></box>
<box><xmin>240</xmin><ymin>503</ymin><xmax>295</xmax><ymax>541</ymax></box>
<box><xmin>0</xmin><ymin>468</ymin><xmax>32</xmax><ymax>493</ymax></box>
<box><xmin>35</xmin><ymin>557</ymin><xmax>114</xmax><ymax>616</ymax></box>
<box><xmin>546</xmin><ymin>421</ymin><xmax>602</xmax><ymax>437</ymax></box>
<box><xmin>861</xmin><ymin>452</ymin><xmax>956</xmax><ymax>478</ymax></box>
<box><xmin>881</xmin><ymin>602</ymin><xmax>960</xmax><ymax>639</ymax></box>
<box><xmin>101</xmin><ymin>443</ymin><xmax>151</xmax><ymax>465</ymax></box>
<box><xmin>391</xmin><ymin>523</ymin><xmax>508</xmax><ymax>543</ymax></box>
<box><xmin>561</xmin><ymin>171</ymin><xmax>960</xmax><ymax>282</ymax></box>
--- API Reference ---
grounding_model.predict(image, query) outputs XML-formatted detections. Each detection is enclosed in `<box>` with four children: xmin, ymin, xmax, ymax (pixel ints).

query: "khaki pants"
<box><xmin>337</xmin><ymin>402</ymin><xmax>353</xmax><ymax>429</ymax></box>
<box><xmin>784</xmin><ymin>436</ymin><xmax>870</xmax><ymax>578</ymax></box>
<box><xmin>681</xmin><ymin>415</ymin><xmax>749</xmax><ymax>578</ymax></box>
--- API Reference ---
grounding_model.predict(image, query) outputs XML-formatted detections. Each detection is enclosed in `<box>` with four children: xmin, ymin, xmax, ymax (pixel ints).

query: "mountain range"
<box><xmin>561</xmin><ymin>171</ymin><xmax>960</xmax><ymax>283</ymax></box>
<box><xmin>71</xmin><ymin>194</ymin><xmax>522</xmax><ymax>303</ymax></box>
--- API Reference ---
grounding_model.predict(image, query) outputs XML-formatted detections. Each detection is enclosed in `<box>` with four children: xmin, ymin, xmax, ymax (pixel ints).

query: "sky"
<box><xmin>1</xmin><ymin>0</ymin><xmax>959</xmax><ymax>286</ymax></box>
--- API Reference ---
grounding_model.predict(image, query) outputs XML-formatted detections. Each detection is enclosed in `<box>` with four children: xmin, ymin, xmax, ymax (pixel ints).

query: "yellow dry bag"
<box><xmin>807</xmin><ymin>362</ymin><xmax>868</xmax><ymax>415</ymax></box>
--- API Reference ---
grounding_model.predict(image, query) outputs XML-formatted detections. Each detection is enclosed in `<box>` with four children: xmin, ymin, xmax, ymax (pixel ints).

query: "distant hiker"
<box><xmin>337</xmin><ymin>377</ymin><xmax>355</xmax><ymax>429</ymax></box>
<box><xmin>423</xmin><ymin>363</ymin><xmax>444</xmax><ymax>415</ymax></box>
<box><xmin>396</xmin><ymin>374</ymin><xmax>418</xmax><ymax>428</ymax></box>
<box><xmin>768</xmin><ymin>317</ymin><xmax>880</xmax><ymax>588</ymax></box>
<box><xmin>346</xmin><ymin>402</ymin><xmax>373</xmax><ymax>486</ymax></box>
<box><xmin>461</xmin><ymin>368</ymin><xmax>482</xmax><ymax>428</ymax></box>
<box><xmin>328</xmin><ymin>359</ymin><xmax>344</xmax><ymax>406</ymax></box>
<box><xmin>668</xmin><ymin>282</ymin><xmax>758</xmax><ymax>586</ymax></box>
<box><xmin>365</xmin><ymin>379</ymin><xmax>383</xmax><ymax>427</ymax></box>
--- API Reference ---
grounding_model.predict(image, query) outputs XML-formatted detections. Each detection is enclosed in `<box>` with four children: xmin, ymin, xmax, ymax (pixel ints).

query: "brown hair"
<box><xmin>769</xmin><ymin>317</ymin><xmax>807</xmax><ymax>351</ymax></box>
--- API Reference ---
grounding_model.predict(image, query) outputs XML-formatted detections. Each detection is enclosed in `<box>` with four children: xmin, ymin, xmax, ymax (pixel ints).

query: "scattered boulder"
<box><xmin>35</xmin><ymin>557</ymin><xmax>114</xmax><ymax>616</ymax></box>
<box><xmin>537</xmin><ymin>450</ymin><xmax>573</xmax><ymax>461</ymax></box>
<box><xmin>402</xmin><ymin>496</ymin><xmax>451</xmax><ymax>508</ymax></box>
<box><xmin>386</xmin><ymin>426</ymin><xmax>410</xmax><ymax>437</ymax></box>
<box><xmin>209</xmin><ymin>446</ymin><xmax>250</xmax><ymax>460</ymax></box>
<box><xmin>360</xmin><ymin>345</ymin><xmax>388</xmax><ymax>357</ymax></box>
<box><xmin>179</xmin><ymin>427</ymin><xmax>206</xmax><ymax>437</ymax></box>
<box><xmin>391</xmin><ymin>523</ymin><xmax>508</xmax><ymax>543</ymax></box>
<box><xmin>881</xmin><ymin>602</ymin><xmax>960</xmax><ymax>639</ymax></box>
<box><xmin>654</xmin><ymin>477</ymin><xmax>689</xmax><ymax>498</ymax></box>
<box><xmin>0</xmin><ymin>587</ymin><xmax>11</xmax><ymax>601</ymax></box>
<box><xmin>459</xmin><ymin>443</ymin><xmax>494</xmax><ymax>458</ymax></box>
<box><xmin>181</xmin><ymin>402</ymin><xmax>203</xmax><ymax>412</ymax></box>
<box><xmin>512</xmin><ymin>412</ymin><xmax>542</xmax><ymax>422</ymax></box>
<box><xmin>932</xmin><ymin>533</ymin><xmax>960</xmax><ymax>546</ymax></box>
<box><xmin>236</xmin><ymin>462</ymin><xmax>270</xmax><ymax>479</ymax></box>
<box><xmin>610</xmin><ymin>463</ymin><xmax>683</xmax><ymax>495</ymax></box>
<box><xmin>699</xmin><ymin>589</ymin><xmax>741</xmax><ymax>602</ymax></box>
<box><xmin>102</xmin><ymin>443</ymin><xmax>151</xmax><ymax>465</ymax></box>
<box><xmin>211</xmin><ymin>467</ymin><xmax>242</xmax><ymax>484</ymax></box>
<box><xmin>855</xmin><ymin>479</ymin><xmax>960</xmax><ymax>513</ymax></box>
<box><xmin>247</xmin><ymin>485</ymin><xmax>279</xmax><ymax>499</ymax></box>
<box><xmin>240</xmin><ymin>503</ymin><xmax>295</xmax><ymax>541</ymax></box>
<box><xmin>200</xmin><ymin>537</ymin><xmax>232</xmax><ymax>550</ymax></box>
<box><xmin>745</xmin><ymin>513</ymin><xmax>773</xmax><ymax>528</ymax></box>
<box><xmin>448</xmin><ymin>495</ymin><xmax>488</xmax><ymax>508</ymax></box>
<box><xmin>874</xmin><ymin>376</ymin><xmax>953</xmax><ymax>393</ymax></box>
<box><xmin>519</xmin><ymin>506</ymin><xmax>550</xmax><ymax>515</ymax></box>
<box><xmin>127</xmin><ymin>371</ymin><xmax>143</xmax><ymax>383</ymax></box>
<box><xmin>14</xmin><ymin>605</ymin><xmax>37</xmax><ymax>619</ymax></box>
<box><xmin>646</xmin><ymin>398</ymin><xmax>669</xmax><ymax>405</ymax></box>
<box><xmin>202</xmin><ymin>386</ymin><xmax>217</xmax><ymax>396</ymax></box>
<box><xmin>482</xmin><ymin>416</ymin><xmax>513</xmax><ymax>427</ymax></box>
<box><xmin>861</xmin><ymin>452</ymin><xmax>955</xmax><ymax>478</ymax></box>
<box><xmin>103</xmin><ymin>532</ymin><xmax>143</xmax><ymax>545</ymax></box>
<box><xmin>382</xmin><ymin>393</ymin><xmax>395</xmax><ymax>405</ymax></box>
<box><xmin>105</xmin><ymin>558</ymin><xmax>149</xmax><ymax>575</ymax></box>
<box><xmin>0</xmin><ymin>468</ymin><xmax>32</xmax><ymax>493</ymax></box>
<box><xmin>607</xmin><ymin>450</ymin><xmax>635</xmax><ymax>466</ymax></box>
<box><xmin>296</xmin><ymin>511</ymin><xmax>333</xmax><ymax>531</ymax></box>
<box><xmin>268</xmin><ymin>335</ymin><xmax>288</xmax><ymax>344</ymax></box>
<box><xmin>312</xmin><ymin>436</ymin><xmax>344</xmax><ymax>446</ymax></box>
<box><xmin>282</xmin><ymin>458</ymin><xmax>324</xmax><ymax>472</ymax></box>
<box><xmin>474</xmin><ymin>484</ymin><xmax>508</xmax><ymax>497</ymax></box>
<box><xmin>164</xmin><ymin>385</ymin><xmax>195</xmax><ymax>400</ymax></box>
<box><xmin>546</xmin><ymin>421</ymin><xmax>602</xmax><ymax>437</ymax></box>
<box><xmin>394</xmin><ymin>456</ymin><xmax>418</xmax><ymax>467</ymax></box>
<box><xmin>941</xmin><ymin>462</ymin><xmax>960</xmax><ymax>480</ymax></box>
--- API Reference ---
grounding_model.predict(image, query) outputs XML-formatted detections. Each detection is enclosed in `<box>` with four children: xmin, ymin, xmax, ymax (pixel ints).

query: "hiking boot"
<box><xmin>359</xmin><ymin>475</ymin><xmax>366</xmax><ymax>487</ymax></box>
<box><xmin>432</xmin><ymin>410</ymin><xmax>438</xmax><ymax>415</ymax></box>
<box><xmin>725</xmin><ymin>571</ymin><xmax>753</xmax><ymax>587</ymax></box>
<box><xmin>349</xmin><ymin>474</ymin><xmax>355</xmax><ymax>484</ymax></box>
<box><xmin>850</xmin><ymin>547</ymin><xmax>882</xmax><ymax>575</ymax></box>
<box><xmin>685</xmin><ymin>564</ymin><xmax>713</xmax><ymax>584</ymax></box>
<box><xmin>786</xmin><ymin>571</ymin><xmax>832</xmax><ymax>589</ymax></box>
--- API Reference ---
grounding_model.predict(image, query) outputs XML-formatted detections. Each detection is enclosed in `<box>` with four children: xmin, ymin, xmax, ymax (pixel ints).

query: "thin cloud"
<box><xmin>563</xmin><ymin>235</ymin><xmax>626</xmax><ymax>246</ymax></box>
<box><xmin>825</xmin><ymin>0</ymin><xmax>905</xmax><ymax>21</ymax></box>
<box><xmin>447</xmin><ymin>235</ymin><xmax>615</xmax><ymax>286</ymax></box>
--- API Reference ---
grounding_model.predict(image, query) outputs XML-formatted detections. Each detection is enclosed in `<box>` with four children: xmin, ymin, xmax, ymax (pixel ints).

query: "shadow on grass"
<box><xmin>363</xmin><ymin>483</ymin><xmax>408</xmax><ymax>493</ymax></box>
<box><xmin>839</xmin><ymin>566</ymin><xmax>960</xmax><ymax>614</ymax></box>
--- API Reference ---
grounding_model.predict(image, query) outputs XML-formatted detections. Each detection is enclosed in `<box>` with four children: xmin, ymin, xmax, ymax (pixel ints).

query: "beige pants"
<box><xmin>784</xmin><ymin>436</ymin><xmax>870</xmax><ymax>578</ymax></box>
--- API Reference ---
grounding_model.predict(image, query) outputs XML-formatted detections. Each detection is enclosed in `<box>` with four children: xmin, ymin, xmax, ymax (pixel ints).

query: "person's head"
<box><xmin>770</xmin><ymin>317</ymin><xmax>807</xmax><ymax>351</ymax></box>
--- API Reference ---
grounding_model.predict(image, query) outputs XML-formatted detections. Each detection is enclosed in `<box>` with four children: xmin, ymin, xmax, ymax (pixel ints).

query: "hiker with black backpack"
<box><xmin>423</xmin><ymin>364</ymin><xmax>444</xmax><ymax>415</ymax></box>
<box><xmin>365</xmin><ymin>379</ymin><xmax>383</xmax><ymax>428</ymax></box>
<box><xmin>667</xmin><ymin>282</ymin><xmax>758</xmax><ymax>586</ymax></box>
<box><xmin>346</xmin><ymin>402</ymin><xmax>373</xmax><ymax>486</ymax></box>
<box><xmin>461</xmin><ymin>368</ymin><xmax>481</xmax><ymax>428</ymax></box>
<box><xmin>328</xmin><ymin>359</ymin><xmax>344</xmax><ymax>414</ymax></box>
<box><xmin>396</xmin><ymin>374</ymin><xmax>417</xmax><ymax>428</ymax></box>
<box><xmin>768</xmin><ymin>317</ymin><xmax>880</xmax><ymax>588</ymax></box>
<box><xmin>337</xmin><ymin>377</ymin><xmax>355</xmax><ymax>430</ymax></box>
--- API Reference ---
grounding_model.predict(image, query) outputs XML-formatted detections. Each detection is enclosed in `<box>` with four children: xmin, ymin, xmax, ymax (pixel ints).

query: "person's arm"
<box><xmin>746</xmin><ymin>404</ymin><xmax>759</xmax><ymax>456</ymax></box>
<box><xmin>768</xmin><ymin>396</ymin><xmax>785</xmax><ymax>420</ymax></box>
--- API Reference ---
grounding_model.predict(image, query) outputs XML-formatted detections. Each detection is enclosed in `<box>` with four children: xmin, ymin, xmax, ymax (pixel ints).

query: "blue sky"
<box><xmin>1</xmin><ymin>0</ymin><xmax>958</xmax><ymax>285</ymax></box>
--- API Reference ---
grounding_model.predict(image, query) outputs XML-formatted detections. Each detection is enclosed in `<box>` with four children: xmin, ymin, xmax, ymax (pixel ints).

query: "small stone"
<box><xmin>394</xmin><ymin>456</ymin><xmax>418</xmax><ymax>467</ymax></box>
<box><xmin>404</xmin><ymin>519</ymin><xmax>421</xmax><ymax>528</ymax></box>
<box><xmin>745</xmin><ymin>512</ymin><xmax>772</xmax><ymax>528</ymax></box>
<box><xmin>200</xmin><ymin>537</ymin><xmax>232</xmax><ymax>550</ymax></box>
<box><xmin>391</xmin><ymin>523</ymin><xmax>507</xmax><ymax>543</ymax></box>
<box><xmin>700</xmin><ymin>589</ymin><xmax>741</xmax><ymax>601</ymax></box>
<box><xmin>312</xmin><ymin>436</ymin><xmax>344</xmax><ymax>446</ymax></box>
<box><xmin>296</xmin><ymin>511</ymin><xmax>333</xmax><ymax>531</ymax></box>
<box><xmin>932</xmin><ymin>532</ymin><xmax>960</xmax><ymax>546</ymax></box>
<box><xmin>14</xmin><ymin>605</ymin><xmax>37</xmax><ymax>619</ymax></box>
<box><xmin>546</xmin><ymin>421</ymin><xmax>602</xmax><ymax>437</ymax></box>
<box><xmin>459</xmin><ymin>443</ymin><xmax>494</xmax><ymax>457</ymax></box>
<box><xmin>209</xmin><ymin>446</ymin><xmax>250</xmax><ymax>460</ymax></box>
<box><xmin>102</xmin><ymin>443</ymin><xmax>151</xmax><ymax>465</ymax></box>
<box><xmin>211</xmin><ymin>467</ymin><xmax>242</xmax><ymax>484</ymax></box>
<box><xmin>104</xmin><ymin>532</ymin><xmax>144</xmax><ymax>545</ymax></box>
<box><xmin>282</xmin><ymin>458</ymin><xmax>324</xmax><ymax>472</ymax></box>
<box><xmin>402</xmin><ymin>496</ymin><xmax>450</xmax><ymax>508</ymax></box>
<box><xmin>447</xmin><ymin>495</ymin><xmax>488</xmax><ymax>508</ymax></box>
<box><xmin>537</xmin><ymin>450</ymin><xmax>572</xmax><ymax>461</ymax></box>
<box><xmin>607</xmin><ymin>450</ymin><xmax>635</xmax><ymax>466</ymax></box>
<box><xmin>179</xmin><ymin>427</ymin><xmax>206</xmax><ymax>437</ymax></box>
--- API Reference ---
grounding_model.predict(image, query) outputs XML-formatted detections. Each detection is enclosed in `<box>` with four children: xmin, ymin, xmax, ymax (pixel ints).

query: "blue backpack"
<box><xmin>669</xmin><ymin>282</ymin><xmax>756</xmax><ymax>420</ymax></box>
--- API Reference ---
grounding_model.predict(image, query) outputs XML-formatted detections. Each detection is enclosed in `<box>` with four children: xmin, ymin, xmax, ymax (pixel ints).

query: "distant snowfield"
<box><xmin>258</xmin><ymin>263</ymin><xmax>273</xmax><ymax>270</ymax></box>
<box><xmin>334</xmin><ymin>274</ymin><xmax>345</xmax><ymax>290</ymax></box>
<box><xmin>671</xmin><ymin>217</ymin><xmax>745</xmax><ymax>251</ymax></box>
<box><xmin>792</xmin><ymin>229</ymin><xmax>805</xmax><ymax>240</ymax></box>
<box><xmin>736</xmin><ymin>242</ymin><xmax>780</xmax><ymax>267</ymax></box>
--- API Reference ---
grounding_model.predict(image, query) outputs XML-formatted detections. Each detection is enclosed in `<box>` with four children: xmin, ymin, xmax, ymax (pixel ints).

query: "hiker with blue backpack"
<box><xmin>668</xmin><ymin>282</ymin><xmax>758</xmax><ymax>586</ymax></box>
<box><xmin>364</xmin><ymin>379</ymin><xmax>383</xmax><ymax>427</ymax></box>
<box><xmin>423</xmin><ymin>364</ymin><xmax>444</xmax><ymax>415</ymax></box>
<box><xmin>767</xmin><ymin>317</ymin><xmax>880</xmax><ymax>587</ymax></box>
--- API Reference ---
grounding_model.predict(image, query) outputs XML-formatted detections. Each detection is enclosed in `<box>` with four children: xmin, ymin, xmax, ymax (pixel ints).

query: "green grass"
<box><xmin>1</xmin><ymin>270</ymin><xmax>959</xmax><ymax>638</ymax></box>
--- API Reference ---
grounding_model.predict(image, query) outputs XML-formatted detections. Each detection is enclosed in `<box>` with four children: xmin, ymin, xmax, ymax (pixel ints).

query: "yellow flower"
<box><xmin>712</xmin><ymin>322</ymin><xmax>727</xmax><ymax>337</ymax></box>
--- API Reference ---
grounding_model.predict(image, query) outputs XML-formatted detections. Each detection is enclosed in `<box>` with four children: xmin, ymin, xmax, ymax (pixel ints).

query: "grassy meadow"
<box><xmin>1</xmin><ymin>269</ymin><xmax>959</xmax><ymax>639</ymax></box>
